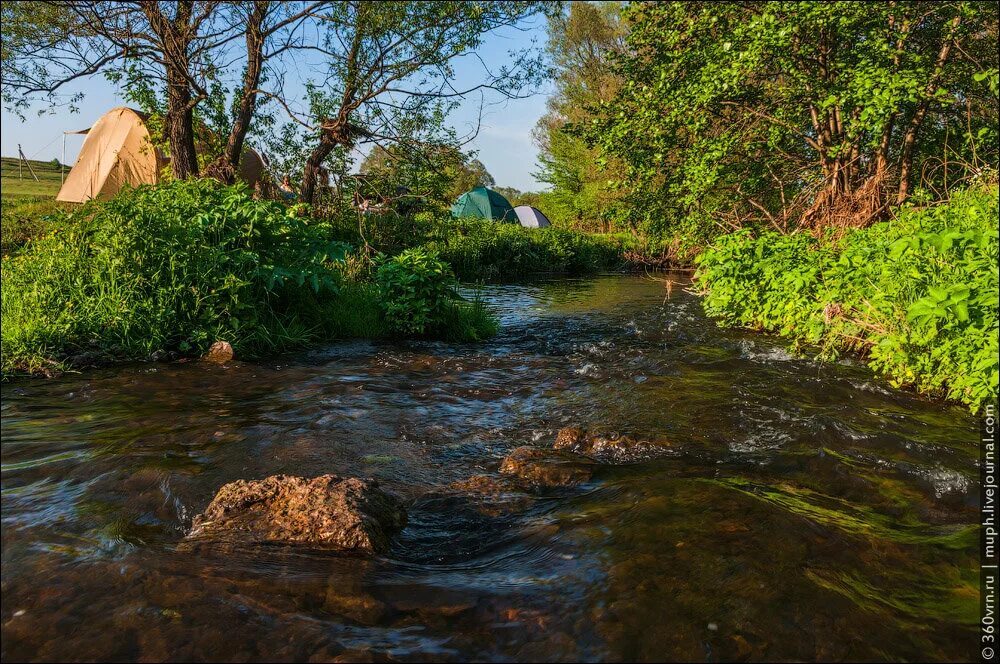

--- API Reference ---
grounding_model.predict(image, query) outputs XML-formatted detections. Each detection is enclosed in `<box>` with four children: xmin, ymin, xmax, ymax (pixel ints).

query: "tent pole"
<box><xmin>61</xmin><ymin>134</ymin><xmax>66</xmax><ymax>185</ymax></box>
<box><xmin>19</xmin><ymin>145</ymin><xmax>39</xmax><ymax>182</ymax></box>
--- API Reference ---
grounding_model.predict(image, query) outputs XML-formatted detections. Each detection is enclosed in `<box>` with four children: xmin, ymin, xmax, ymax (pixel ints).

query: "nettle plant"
<box><xmin>376</xmin><ymin>248</ymin><xmax>458</xmax><ymax>336</ymax></box>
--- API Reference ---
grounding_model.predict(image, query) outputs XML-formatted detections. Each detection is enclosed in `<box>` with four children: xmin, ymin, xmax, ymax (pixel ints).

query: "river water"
<box><xmin>1</xmin><ymin>275</ymin><xmax>980</xmax><ymax>662</ymax></box>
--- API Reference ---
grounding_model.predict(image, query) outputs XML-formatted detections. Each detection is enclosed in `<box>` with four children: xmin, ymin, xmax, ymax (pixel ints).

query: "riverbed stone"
<box><xmin>499</xmin><ymin>447</ymin><xmax>593</xmax><ymax>487</ymax></box>
<box><xmin>448</xmin><ymin>474</ymin><xmax>519</xmax><ymax>495</ymax></box>
<box><xmin>324</xmin><ymin>586</ymin><xmax>387</xmax><ymax>625</ymax></box>
<box><xmin>553</xmin><ymin>427</ymin><xmax>676</xmax><ymax>464</ymax></box>
<box><xmin>188</xmin><ymin>474</ymin><xmax>406</xmax><ymax>554</ymax></box>
<box><xmin>202</xmin><ymin>340</ymin><xmax>234</xmax><ymax>363</ymax></box>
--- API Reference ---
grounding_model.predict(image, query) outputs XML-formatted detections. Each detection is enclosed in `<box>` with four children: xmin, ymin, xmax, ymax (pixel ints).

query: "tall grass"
<box><xmin>1</xmin><ymin>180</ymin><xmax>497</xmax><ymax>377</ymax></box>
<box><xmin>320</xmin><ymin>207</ymin><xmax>632</xmax><ymax>280</ymax></box>
<box><xmin>1</xmin><ymin>198</ymin><xmax>72</xmax><ymax>256</ymax></box>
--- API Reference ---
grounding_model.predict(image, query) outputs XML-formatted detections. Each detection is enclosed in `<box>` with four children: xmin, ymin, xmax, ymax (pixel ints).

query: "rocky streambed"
<box><xmin>184</xmin><ymin>428</ymin><xmax>662</xmax><ymax>553</ymax></box>
<box><xmin>1</xmin><ymin>275</ymin><xmax>982</xmax><ymax>662</ymax></box>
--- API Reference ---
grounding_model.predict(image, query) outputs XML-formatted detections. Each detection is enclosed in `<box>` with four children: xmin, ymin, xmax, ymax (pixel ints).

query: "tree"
<box><xmin>270</xmin><ymin>1</ymin><xmax>549</xmax><ymax>205</ymax></box>
<box><xmin>359</xmin><ymin>142</ymin><xmax>495</xmax><ymax>209</ymax></box>
<box><xmin>2</xmin><ymin>1</ymin><xmax>325</xmax><ymax>180</ymax></box>
<box><xmin>576</xmin><ymin>1</ymin><xmax>999</xmax><ymax>233</ymax></box>
<box><xmin>3</xmin><ymin>1</ymin><xmax>230</xmax><ymax>178</ymax></box>
<box><xmin>206</xmin><ymin>2</ymin><xmax>328</xmax><ymax>183</ymax></box>
<box><xmin>533</xmin><ymin>1</ymin><xmax>630</xmax><ymax>232</ymax></box>
<box><xmin>3</xmin><ymin>1</ymin><xmax>550</xmax><ymax>196</ymax></box>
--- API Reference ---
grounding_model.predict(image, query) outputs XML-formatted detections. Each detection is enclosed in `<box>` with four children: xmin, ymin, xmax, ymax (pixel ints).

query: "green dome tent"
<box><xmin>450</xmin><ymin>186</ymin><xmax>517</xmax><ymax>222</ymax></box>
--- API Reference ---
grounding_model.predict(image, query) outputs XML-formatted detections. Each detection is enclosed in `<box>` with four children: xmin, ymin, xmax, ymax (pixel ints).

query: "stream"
<box><xmin>1</xmin><ymin>274</ymin><xmax>981</xmax><ymax>661</ymax></box>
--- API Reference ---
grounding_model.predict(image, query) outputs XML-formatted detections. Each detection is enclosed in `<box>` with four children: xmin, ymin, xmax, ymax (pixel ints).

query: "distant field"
<box><xmin>1</xmin><ymin>157</ymin><xmax>66</xmax><ymax>200</ymax></box>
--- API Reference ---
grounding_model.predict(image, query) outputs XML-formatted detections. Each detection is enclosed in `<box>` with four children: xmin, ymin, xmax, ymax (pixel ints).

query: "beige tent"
<box><xmin>57</xmin><ymin>107</ymin><xmax>164</xmax><ymax>202</ymax></box>
<box><xmin>57</xmin><ymin>107</ymin><xmax>268</xmax><ymax>203</ymax></box>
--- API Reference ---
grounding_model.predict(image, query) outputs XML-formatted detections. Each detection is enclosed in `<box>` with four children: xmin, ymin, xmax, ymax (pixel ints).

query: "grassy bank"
<box><xmin>1</xmin><ymin>156</ymin><xmax>65</xmax><ymax>199</ymax></box>
<box><xmin>1</xmin><ymin>198</ymin><xmax>71</xmax><ymax>256</ymax></box>
<box><xmin>324</xmin><ymin>210</ymin><xmax>684</xmax><ymax>280</ymax></box>
<box><xmin>1</xmin><ymin>180</ymin><xmax>495</xmax><ymax>377</ymax></box>
<box><xmin>695</xmin><ymin>184</ymin><xmax>999</xmax><ymax>411</ymax></box>
<box><xmin>1</xmin><ymin>157</ymin><xmax>72</xmax><ymax>256</ymax></box>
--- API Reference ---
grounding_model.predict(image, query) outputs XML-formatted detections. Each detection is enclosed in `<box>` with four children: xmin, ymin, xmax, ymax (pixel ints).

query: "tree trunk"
<box><xmin>897</xmin><ymin>15</ymin><xmax>961</xmax><ymax>203</ymax></box>
<box><xmin>301</xmin><ymin>133</ymin><xmax>336</xmax><ymax>205</ymax></box>
<box><xmin>218</xmin><ymin>1</ymin><xmax>267</xmax><ymax>182</ymax></box>
<box><xmin>166</xmin><ymin>65</ymin><xmax>199</xmax><ymax>179</ymax></box>
<box><xmin>144</xmin><ymin>1</ymin><xmax>199</xmax><ymax>180</ymax></box>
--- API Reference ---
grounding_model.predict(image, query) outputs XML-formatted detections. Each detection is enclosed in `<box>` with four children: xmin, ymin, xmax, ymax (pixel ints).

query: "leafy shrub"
<box><xmin>695</xmin><ymin>185</ymin><xmax>999</xmax><ymax>411</ymax></box>
<box><xmin>376</xmin><ymin>248</ymin><xmax>459</xmax><ymax>335</ymax></box>
<box><xmin>2</xmin><ymin>180</ymin><xmax>349</xmax><ymax>374</ymax></box>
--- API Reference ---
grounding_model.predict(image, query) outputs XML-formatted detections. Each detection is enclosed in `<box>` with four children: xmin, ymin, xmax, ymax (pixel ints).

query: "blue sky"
<box><xmin>0</xmin><ymin>14</ymin><xmax>554</xmax><ymax>192</ymax></box>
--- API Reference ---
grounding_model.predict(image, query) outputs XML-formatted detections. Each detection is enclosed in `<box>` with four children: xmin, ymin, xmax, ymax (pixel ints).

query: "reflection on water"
<box><xmin>1</xmin><ymin>275</ymin><xmax>979</xmax><ymax>661</ymax></box>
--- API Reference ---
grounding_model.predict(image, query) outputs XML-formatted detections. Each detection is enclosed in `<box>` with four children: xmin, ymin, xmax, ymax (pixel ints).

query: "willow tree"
<box><xmin>271</xmin><ymin>1</ymin><xmax>548</xmax><ymax>205</ymax></box>
<box><xmin>1</xmin><ymin>1</ymin><xmax>324</xmax><ymax>180</ymax></box>
<box><xmin>577</xmin><ymin>1</ymin><xmax>999</xmax><ymax>232</ymax></box>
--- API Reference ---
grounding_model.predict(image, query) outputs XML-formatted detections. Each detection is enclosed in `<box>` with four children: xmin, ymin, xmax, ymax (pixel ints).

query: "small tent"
<box><xmin>450</xmin><ymin>186</ymin><xmax>517</xmax><ymax>222</ymax></box>
<box><xmin>513</xmin><ymin>205</ymin><xmax>551</xmax><ymax>228</ymax></box>
<box><xmin>57</xmin><ymin>107</ymin><xmax>268</xmax><ymax>203</ymax></box>
<box><xmin>57</xmin><ymin>108</ymin><xmax>165</xmax><ymax>202</ymax></box>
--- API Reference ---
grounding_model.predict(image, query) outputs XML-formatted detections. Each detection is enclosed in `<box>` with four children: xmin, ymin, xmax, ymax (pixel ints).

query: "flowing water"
<box><xmin>1</xmin><ymin>275</ymin><xmax>980</xmax><ymax>662</ymax></box>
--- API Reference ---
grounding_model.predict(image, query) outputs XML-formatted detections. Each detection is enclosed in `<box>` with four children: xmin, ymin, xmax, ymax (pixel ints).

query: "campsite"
<box><xmin>1</xmin><ymin>2</ymin><xmax>997</xmax><ymax>663</ymax></box>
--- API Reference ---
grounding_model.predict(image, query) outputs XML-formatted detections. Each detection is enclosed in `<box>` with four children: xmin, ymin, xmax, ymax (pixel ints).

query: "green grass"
<box><xmin>321</xmin><ymin>208</ymin><xmax>636</xmax><ymax>280</ymax></box>
<box><xmin>1</xmin><ymin>198</ymin><xmax>73</xmax><ymax>256</ymax></box>
<box><xmin>421</xmin><ymin>218</ymin><xmax>626</xmax><ymax>280</ymax></box>
<box><xmin>1</xmin><ymin>180</ymin><xmax>498</xmax><ymax>377</ymax></box>
<box><xmin>1</xmin><ymin>157</ymin><xmax>65</xmax><ymax>199</ymax></box>
<box><xmin>1</xmin><ymin>157</ymin><xmax>73</xmax><ymax>256</ymax></box>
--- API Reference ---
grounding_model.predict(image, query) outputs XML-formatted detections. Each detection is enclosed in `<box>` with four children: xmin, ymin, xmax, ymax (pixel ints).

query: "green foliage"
<box><xmin>575</xmin><ymin>1</ymin><xmax>998</xmax><ymax>233</ymax></box>
<box><xmin>316</xmin><ymin>206</ymin><xmax>635</xmax><ymax>280</ymax></box>
<box><xmin>360</xmin><ymin>141</ymin><xmax>495</xmax><ymax>213</ymax></box>
<box><xmin>376</xmin><ymin>248</ymin><xmax>458</xmax><ymax>335</ymax></box>
<box><xmin>2</xmin><ymin>181</ymin><xmax>502</xmax><ymax>376</ymax></box>
<box><xmin>421</xmin><ymin>217</ymin><xmax>625</xmax><ymax>280</ymax></box>
<box><xmin>1</xmin><ymin>180</ymin><xmax>350</xmax><ymax>374</ymax></box>
<box><xmin>533</xmin><ymin>1</ymin><xmax>634</xmax><ymax>233</ymax></box>
<box><xmin>696</xmin><ymin>185</ymin><xmax>1000</xmax><ymax>411</ymax></box>
<box><xmin>375</xmin><ymin>247</ymin><xmax>497</xmax><ymax>340</ymax></box>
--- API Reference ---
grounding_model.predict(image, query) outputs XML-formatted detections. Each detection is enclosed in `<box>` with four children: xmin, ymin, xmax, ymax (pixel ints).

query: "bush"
<box><xmin>695</xmin><ymin>185</ymin><xmax>1000</xmax><ymax>411</ymax></box>
<box><xmin>2</xmin><ymin>180</ymin><xmax>349</xmax><ymax>375</ymax></box>
<box><xmin>2</xmin><ymin>182</ymin><xmax>501</xmax><ymax>377</ymax></box>
<box><xmin>376</xmin><ymin>248</ymin><xmax>458</xmax><ymax>335</ymax></box>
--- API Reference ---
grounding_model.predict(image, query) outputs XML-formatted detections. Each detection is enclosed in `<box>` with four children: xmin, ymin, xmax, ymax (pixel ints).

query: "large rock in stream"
<box><xmin>554</xmin><ymin>427</ymin><xmax>677</xmax><ymax>464</ymax></box>
<box><xmin>187</xmin><ymin>474</ymin><xmax>406</xmax><ymax>554</ymax></box>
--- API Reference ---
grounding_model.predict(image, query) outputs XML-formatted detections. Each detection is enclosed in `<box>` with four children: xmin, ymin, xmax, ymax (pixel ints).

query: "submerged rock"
<box><xmin>324</xmin><ymin>586</ymin><xmax>387</xmax><ymax>625</ymax></box>
<box><xmin>553</xmin><ymin>426</ymin><xmax>676</xmax><ymax>464</ymax></box>
<box><xmin>203</xmin><ymin>340</ymin><xmax>234</xmax><ymax>363</ymax></box>
<box><xmin>188</xmin><ymin>474</ymin><xmax>406</xmax><ymax>553</ymax></box>
<box><xmin>448</xmin><ymin>474</ymin><xmax>519</xmax><ymax>495</ymax></box>
<box><xmin>444</xmin><ymin>474</ymin><xmax>535</xmax><ymax>516</ymax></box>
<box><xmin>499</xmin><ymin>446</ymin><xmax>593</xmax><ymax>487</ymax></box>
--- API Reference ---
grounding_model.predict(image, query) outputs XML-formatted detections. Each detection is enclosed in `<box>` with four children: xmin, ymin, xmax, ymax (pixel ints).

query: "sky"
<box><xmin>0</xmin><ymin>13</ymin><xmax>554</xmax><ymax>192</ymax></box>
